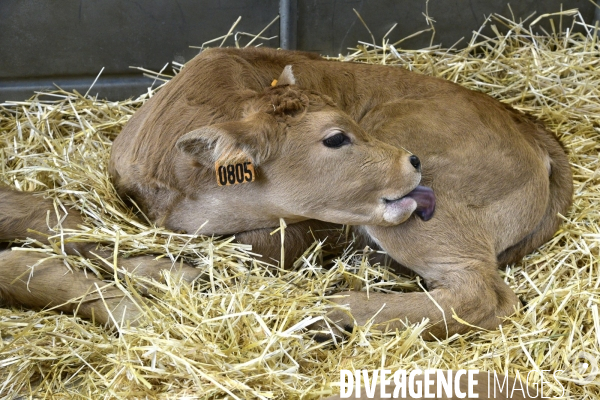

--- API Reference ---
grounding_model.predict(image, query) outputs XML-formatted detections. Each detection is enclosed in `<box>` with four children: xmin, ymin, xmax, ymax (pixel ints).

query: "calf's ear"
<box><xmin>275</xmin><ymin>65</ymin><xmax>296</xmax><ymax>86</ymax></box>
<box><xmin>176</xmin><ymin>114</ymin><xmax>276</xmax><ymax>168</ymax></box>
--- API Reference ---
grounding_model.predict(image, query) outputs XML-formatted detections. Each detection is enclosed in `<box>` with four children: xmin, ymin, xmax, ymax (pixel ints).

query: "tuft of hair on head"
<box><xmin>263</xmin><ymin>86</ymin><xmax>309</xmax><ymax>118</ymax></box>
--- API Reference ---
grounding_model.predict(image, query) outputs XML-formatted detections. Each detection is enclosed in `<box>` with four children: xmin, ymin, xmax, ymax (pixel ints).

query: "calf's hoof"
<box><xmin>310</xmin><ymin>292</ymin><xmax>369</xmax><ymax>342</ymax></box>
<box><xmin>311</xmin><ymin>312</ymin><xmax>355</xmax><ymax>343</ymax></box>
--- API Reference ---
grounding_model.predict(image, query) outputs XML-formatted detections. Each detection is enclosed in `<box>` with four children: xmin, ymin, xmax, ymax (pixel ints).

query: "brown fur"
<box><xmin>0</xmin><ymin>47</ymin><xmax>572</xmax><ymax>338</ymax></box>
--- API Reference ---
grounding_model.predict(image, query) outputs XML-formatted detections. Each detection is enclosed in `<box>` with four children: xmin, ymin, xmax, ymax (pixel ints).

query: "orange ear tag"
<box><xmin>215</xmin><ymin>152</ymin><xmax>256</xmax><ymax>186</ymax></box>
<box><xmin>271</xmin><ymin>79</ymin><xmax>278</xmax><ymax>87</ymax></box>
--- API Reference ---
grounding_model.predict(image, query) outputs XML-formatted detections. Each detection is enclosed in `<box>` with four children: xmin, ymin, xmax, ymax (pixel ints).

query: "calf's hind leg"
<box><xmin>318</xmin><ymin>212</ymin><xmax>521</xmax><ymax>339</ymax></box>
<box><xmin>0</xmin><ymin>249</ymin><xmax>142</xmax><ymax>328</ymax></box>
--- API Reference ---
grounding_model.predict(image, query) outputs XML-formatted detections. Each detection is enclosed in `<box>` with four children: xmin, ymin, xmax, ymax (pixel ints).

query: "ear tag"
<box><xmin>271</xmin><ymin>79</ymin><xmax>278</xmax><ymax>87</ymax></box>
<box><xmin>215</xmin><ymin>152</ymin><xmax>256</xmax><ymax>186</ymax></box>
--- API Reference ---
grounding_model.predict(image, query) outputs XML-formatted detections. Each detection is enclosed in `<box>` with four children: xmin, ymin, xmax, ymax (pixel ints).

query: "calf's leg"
<box><xmin>0</xmin><ymin>187</ymin><xmax>206</xmax><ymax>326</ymax></box>
<box><xmin>316</xmin><ymin>208</ymin><xmax>521</xmax><ymax>340</ymax></box>
<box><xmin>234</xmin><ymin>219</ymin><xmax>343</xmax><ymax>266</ymax></box>
<box><xmin>0</xmin><ymin>249</ymin><xmax>141</xmax><ymax>328</ymax></box>
<box><xmin>0</xmin><ymin>187</ymin><xmax>203</xmax><ymax>284</ymax></box>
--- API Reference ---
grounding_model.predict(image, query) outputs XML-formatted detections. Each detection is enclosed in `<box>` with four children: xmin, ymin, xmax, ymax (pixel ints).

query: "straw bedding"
<box><xmin>1</xmin><ymin>8</ymin><xmax>599</xmax><ymax>399</ymax></box>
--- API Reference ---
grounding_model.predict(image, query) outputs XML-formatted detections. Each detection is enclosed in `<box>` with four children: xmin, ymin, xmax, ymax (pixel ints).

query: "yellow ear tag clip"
<box><xmin>215</xmin><ymin>152</ymin><xmax>256</xmax><ymax>186</ymax></box>
<box><xmin>271</xmin><ymin>79</ymin><xmax>278</xmax><ymax>87</ymax></box>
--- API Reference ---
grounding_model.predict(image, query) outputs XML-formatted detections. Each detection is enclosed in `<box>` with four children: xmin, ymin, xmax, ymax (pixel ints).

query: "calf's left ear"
<box><xmin>176</xmin><ymin>114</ymin><xmax>276</xmax><ymax>169</ymax></box>
<box><xmin>275</xmin><ymin>65</ymin><xmax>296</xmax><ymax>86</ymax></box>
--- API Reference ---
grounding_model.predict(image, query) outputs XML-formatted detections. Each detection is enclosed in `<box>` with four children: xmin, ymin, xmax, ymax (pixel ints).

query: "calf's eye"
<box><xmin>322</xmin><ymin>132</ymin><xmax>351</xmax><ymax>148</ymax></box>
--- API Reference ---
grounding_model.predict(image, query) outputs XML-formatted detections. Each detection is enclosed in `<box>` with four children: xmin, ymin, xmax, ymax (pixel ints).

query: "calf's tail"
<box><xmin>497</xmin><ymin>124</ymin><xmax>573</xmax><ymax>265</ymax></box>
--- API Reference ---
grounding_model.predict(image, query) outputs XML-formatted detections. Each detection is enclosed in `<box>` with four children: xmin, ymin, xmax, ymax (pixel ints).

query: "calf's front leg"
<box><xmin>1</xmin><ymin>187</ymin><xmax>203</xmax><ymax>285</ymax></box>
<box><xmin>234</xmin><ymin>219</ymin><xmax>343</xmax><ymax>266</ymax></box>
<box><xmin>0</xmin><ymin>249</ymin><xmax>142</xmax><ymax>328</ymax></box>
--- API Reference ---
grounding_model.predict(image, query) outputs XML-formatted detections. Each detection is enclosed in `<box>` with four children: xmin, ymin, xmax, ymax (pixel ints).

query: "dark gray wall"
<box><xmin>0</xmin><ymin>0</ymin><xmax>280</xmax><ymax>101</ymax></box>
<box><xmin>1</xmin><ymin>0</ymin><xmax>597</xmax><ymax>102</ymax></box>
<box><xmin>298</xmin><ymin>0</ymin><xmax>598</xmax><ymax>54</ymax></box>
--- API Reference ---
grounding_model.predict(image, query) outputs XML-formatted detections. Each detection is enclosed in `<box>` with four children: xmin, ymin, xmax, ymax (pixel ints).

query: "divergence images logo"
<box><xmin>568</xmin><ymin>351</ymin><xmax>598</xmax><ymax>385</ymax></box>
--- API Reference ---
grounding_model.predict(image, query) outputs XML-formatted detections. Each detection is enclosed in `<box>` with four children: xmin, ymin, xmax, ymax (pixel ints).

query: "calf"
<box><xmin>0</xmin><ymin>47</ymin><xmax>571</xmax><ymax>339</ymax></box>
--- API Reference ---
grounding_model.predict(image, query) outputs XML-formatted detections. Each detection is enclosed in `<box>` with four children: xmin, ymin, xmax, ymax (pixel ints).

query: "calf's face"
<box><xmin>176</xmin><ymin>81</ymin><xmax>433</xmax><ymax>227</ymax></box>
<box><xmin>267</xmin><ymin>105</ymin><xmax>426</xmax><ymax>226</ymax></box>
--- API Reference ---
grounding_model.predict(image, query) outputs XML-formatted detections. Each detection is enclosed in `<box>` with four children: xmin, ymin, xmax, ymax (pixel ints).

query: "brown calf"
<box><xmin>0</xmin><ymin>47</ymin><xmax>572</xmax><ymax>339</ymax></box>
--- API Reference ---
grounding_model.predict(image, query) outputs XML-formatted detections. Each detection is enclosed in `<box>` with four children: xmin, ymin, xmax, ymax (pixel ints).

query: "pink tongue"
<box><xmin>407</xmin><ymin>185</ymin><xmax>436</xmax><ymax>221</ymax></box>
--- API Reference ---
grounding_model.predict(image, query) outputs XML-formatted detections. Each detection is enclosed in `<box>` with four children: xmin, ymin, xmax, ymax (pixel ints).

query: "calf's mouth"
<box><xmin>383</xmin><ymin>185</ymin><xmax>436</xmax><ymax>222</ymax></box>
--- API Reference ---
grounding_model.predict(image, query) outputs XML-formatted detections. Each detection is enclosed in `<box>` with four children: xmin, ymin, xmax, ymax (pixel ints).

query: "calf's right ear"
<box><xmin>176</xmin><ymin>115</ymin><xmax>275</xmax><ymax>169</ymax></box>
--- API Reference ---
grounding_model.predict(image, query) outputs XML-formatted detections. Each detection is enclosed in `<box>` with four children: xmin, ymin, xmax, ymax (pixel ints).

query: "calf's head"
<box><xmin>175</xmin><ymin>67</ymin><xmax>434</xmax><ymax>227</ymax></box>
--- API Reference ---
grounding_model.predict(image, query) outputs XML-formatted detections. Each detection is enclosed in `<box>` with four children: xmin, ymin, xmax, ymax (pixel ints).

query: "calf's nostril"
<box><xmin>409</xmin><ymin>155</ymin><xmax>421</xmax><ymax>171</ymax></box>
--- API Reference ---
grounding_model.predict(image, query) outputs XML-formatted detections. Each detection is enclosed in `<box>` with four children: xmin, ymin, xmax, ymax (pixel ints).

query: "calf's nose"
<box><xmin>409</xmin><ymin>155</ymin><xmax>421</xmax><ymax>171</ymax></box>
